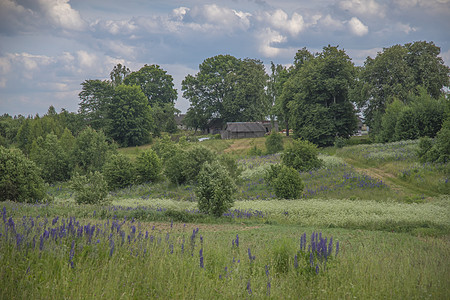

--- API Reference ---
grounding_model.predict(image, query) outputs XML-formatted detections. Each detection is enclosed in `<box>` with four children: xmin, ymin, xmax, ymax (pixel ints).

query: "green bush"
<box><xmin>165</xmin><ymin>145</ymin><xmax>216</xmax><ymax>185</ymax></box>
<box><xmin>196</xmin><ymin>161</ymin><xmax>236</xmax><ymax>217</ymax></box>
<box><xmin>265</xmin><ymin>164</ymin><xmax>283</xmax><ymax>186</ymax></box>
<box><xmin>103</xmin><ymin>154</ymin><xmax>136</xmax><ymax>190</ymax></box>
<box><xmin>71</xmin><ymin>171</ymin><xmax>109</xmax><ymax>204</ymax></box>
<box><xmin>218</xmin><ymin>154</ymin><xmax>242</xmax><ymax>180</ymax></box>
<box><xmin>334</xmin><ymin>137</ymin><xmax>347</xmax><ymax>148</ymax></box>
<box><xmin>0</xmin><ymin>146</ymin><xmax>47</xmax><ymax>203</ymax></box>
<box><xmin>72</xmin><ymin>127</ymin><xmax>116</xmax><ymax>174</ymax></box>
<box><xmin>271</xmin><ymin>165</ymin><xmax>304</xmax><ymax>199</ymax></box>
<box><xmin>281</xmin><ymin>139</ymin><xmax>322</xmax><ymax>171</ymax></box>
<box><xmin>135</xmin><ymin>149</ymin><xmax>162</xmax><ymax>183</ymax></box>
<box><xmin>29</xmin><ymin>133</ymin><xmax>72</xmax><ymax>183</ymax></box>
<box><xmin>265</xmin><ymin>131</ymin><xmax>284</xmax><ymax>154</ymax></box>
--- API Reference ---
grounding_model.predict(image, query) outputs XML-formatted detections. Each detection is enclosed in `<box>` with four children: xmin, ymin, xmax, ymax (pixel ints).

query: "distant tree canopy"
<box><xmin>182</xmin><ymin>55</ymin><xmax>269</xmax><ymax>131</ymax></box>
<box><xmin>276</xmin><ymin>46</ymin><xmax>358</xmax><ymax>146</ymax></box>
<box><xmin>352</xmin><ymin>41</ymin><xmax>450</xmax><ymax>136</ymax></box>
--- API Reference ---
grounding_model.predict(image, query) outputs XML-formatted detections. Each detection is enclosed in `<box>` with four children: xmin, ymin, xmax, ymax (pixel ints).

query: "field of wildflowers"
<box><xmin>1</xmin><ymin>201</ymin><xmax>449</xmax><ymax>299</ymax></box>
<box><xmin>2</xmin><ymin>138</ymin><xmax>449</xmax><ymax>298</ymax></box>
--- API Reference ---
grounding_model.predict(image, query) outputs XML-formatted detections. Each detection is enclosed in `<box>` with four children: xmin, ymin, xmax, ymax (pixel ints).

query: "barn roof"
<box><xmin>225</xmin><ymin>122</ymin><xmax>266</xmax><ymax>132</ymax></box>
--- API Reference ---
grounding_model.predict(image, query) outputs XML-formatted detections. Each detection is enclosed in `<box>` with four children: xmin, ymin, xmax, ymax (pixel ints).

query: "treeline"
<box><xmin>1</xmin><ymin>41</ymin><xmax>449</xmax><ymax>150</ymax></box>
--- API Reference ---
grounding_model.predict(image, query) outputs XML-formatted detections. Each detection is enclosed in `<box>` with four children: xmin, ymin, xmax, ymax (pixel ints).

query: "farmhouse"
<box><xmin>221</xmin><ymin>121</ymin><xmax>278</xmax><ymax>139</ymax></box>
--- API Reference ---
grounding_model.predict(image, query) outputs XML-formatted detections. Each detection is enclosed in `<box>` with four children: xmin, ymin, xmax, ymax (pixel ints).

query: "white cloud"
<box><xmin>347</xmin><ymin>17</ymin><xmax>369</xmax><ymax>36</ymax></box>
<box><xmin>339</xmin><ymin>0</ymin><xmax>386</xmax><ymax>18</ymax></box>
<box><xmin>257</xmin><ymin>28</ymin><xmax>287</xmax><ymax>57</ymax></box>
<box><xmin>319</xmin><ymin>14</ymin><xmax>345</xmax><ymax>30</ymax></box>
<box><xmin>39</xmin><ymin>0</ymin><xmax>86</xmax><ymax>31</ymax></box>
<box><xmin>77</xmin><ymin>50</ymin><xmax>97</xmax><ymax>70</ymax></box>
<box><xmin>260</xmin><ymin>9</ymin><xmax>305</xmax><ymax>36</ymax></box>
<box><xmin>92</xmin><ymin>19</ymin><xmax>137</xmax><ymax>35</ymax></box>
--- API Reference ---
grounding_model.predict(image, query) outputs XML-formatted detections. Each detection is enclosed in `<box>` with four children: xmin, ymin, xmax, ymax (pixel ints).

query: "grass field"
<box><xmin>2</xmin><ymin>137</ymin><xmax>449</xmax><ymax>299</ymax></box>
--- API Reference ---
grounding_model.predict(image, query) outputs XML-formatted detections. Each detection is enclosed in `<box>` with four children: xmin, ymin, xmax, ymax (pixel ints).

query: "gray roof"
<box><xmin>225</xmin><ymin>122</ymin><xmax>266</xmax><ymax>132</ymax></box>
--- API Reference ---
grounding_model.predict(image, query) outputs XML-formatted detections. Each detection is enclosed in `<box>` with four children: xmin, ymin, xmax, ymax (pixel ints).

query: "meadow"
<box><xmin>1</xmin><ymin>137</ymin><xmax>449</xmax><ymax>299</ymax></box>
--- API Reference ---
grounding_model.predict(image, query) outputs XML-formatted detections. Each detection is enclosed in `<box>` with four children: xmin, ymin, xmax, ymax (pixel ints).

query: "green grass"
<box><xmin>2</xmin><ymin>137</ymin><xmax>450</xmax><ymax>298</ymax></box>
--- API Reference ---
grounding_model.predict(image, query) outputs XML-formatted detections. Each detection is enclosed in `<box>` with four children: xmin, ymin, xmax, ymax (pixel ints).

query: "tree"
<box><xmin>103</xmin><ymin>154</ymin><xmax>136</xmax><ymax>190</ymax></box>
<box><xmin>78</xmin><ymin>79</ymin><xmax>113</xmax><ymax>130</ymax></box>
<box><xmin>110</xmin><ymin>63</ymin><xmax>130</xmax><ymax>87</ymax></box>
<box><xmin>72</xmin><ymin>127</ymin><xmax>115</xmax><ymax>174</ymax></box>
<box><xmin>152</xmin><ymin>102</ymin><xmax>180</xmax><ymax>135</ymax></box>
<box><xmin>29</xmin><ymin>133</ymin><xmax>72</xmax><ymax>183</ymax></box>
<box><xmin>196</xmin><ymin>160</ymin><xmax>236</xmax><ymax>217</ymax></box>
<box><xmin>269</xmin><ymin>63</ymin><xmax>291</xmax><ymax>135</ymax></box>
<box><xmin>0</xmin><ymin>146</ymin><xmax>46</xmax><ymax>202</ymax></box>
<box><xmin>355</xmin><ymin>41</ymin><xmax>450</xmax><ymax>135</ymax></box>
<box><xmin>135</xmin><ymin>149</ymin><xmax>162</xmax><ymax>184</ymax></box>
<box><xmin>286</xmin><ymin>46</ymin><xmax>358</xmax><ymax>146</ymax></box>
<box><xmin>124</xmin><ymin>64</ymin><xmax>177</xmax><ymax>107</ymax></box>
<box><xmin>107</xmin><ymin>85</ymin><xmax>154</xmax><ymax>147</ymax></box>
<box><xmin>281</xmin><ymin>139</ymin><xmax>322</xmax><ymax>172</ymax></box>
<box><xmin>265</xmin><ymin>131</ymin><xmax>284</xmax><ymax>154</ymax></box>
<box><xmin>71</xmin><ymin>171</ymin><xmax>109</xmax><ymax>205</ymax></box>
<box><xmin>182</xmin><ymin>55</ymin><xmax>269</xmax><ymax>129</ymax></box>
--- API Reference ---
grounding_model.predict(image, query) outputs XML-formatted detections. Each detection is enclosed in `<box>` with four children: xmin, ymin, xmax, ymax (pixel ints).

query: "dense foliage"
<box><xmin>102</xmin><ymin>154</ymin><xmax>136</xmax><ymax>190</ymax></box>
<box><xmin>135</xmin><ymin>149</ymin><xmax>162</xmax><ymax>184</ymax></box>
<box><xmin>281</xmin><ymin>139</ymin><xmax>322</xmax><ymax>172</ymax></box>
<box><xmin>265</xmin><ymin>131</ymin><xmax>284</xmax><ymax>154</ymax></box>
<box><xmin>196</xmin><ymin>160</ymin><xmax>236</xmax><ymax>216</ymax></box>
<box><xmin>0</xmin><ymin>146</ymin><xmax>46</xmax><ymax>202</ymax></box>
<box><xmin>70</xmin><ymin>171</ymin><xmax>109</xmax><ymax>205</ymax></box>
<box><xmin>271</xmin><ymin>165</ymin><xmax>304</xmax><ymax>199</ymax></box>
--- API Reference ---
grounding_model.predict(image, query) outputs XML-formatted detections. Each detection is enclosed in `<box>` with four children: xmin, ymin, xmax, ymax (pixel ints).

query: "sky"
<box><xmin>0</xmin><ymin>0</ymin><xmax>449</xmax><ymax>117</ymax></box>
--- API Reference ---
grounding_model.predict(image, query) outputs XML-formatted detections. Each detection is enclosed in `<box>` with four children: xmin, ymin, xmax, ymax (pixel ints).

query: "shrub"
<box><xmin>72</xmin><ymin>127</ymin><xmax>116</xmax><ymax>174</ymax></box>
<box><xmin>281</xmin><ymin>139</ymin><xmax>322</xmax><ymax>171</ymax></box>
<box><xmin>218</xmin><ymin>154</ymin><xmax>242</xmax><ymax>180</ymax></box>
<box><xmin>165</xmin><ymin>145</ymin><xmax>216</xmax><ymax>185</ymax></box>
<box><xmin>71</xmin><ymin>171</ymin><xmax>109</xmax><ymax>204</ymax></box>
<box><xmin>265</xmin><ymin>164</ymin><xmax>283</xmax><ymax>186</ymax></box>
<box><xmin>103</xmin><ymin>154</ymin><xmax>136</xmax><ymax>190</ymax></box>
<box><xmin>135</xmin><ymin>149</ymin><xmax>162</xmax><ymax>183</ymax></box>
<box><xmin>29</xmin><ymin>133</ymin><xmax>72</xmax><ymax>183</ymax></box>
<box><xmin>271</xmin><ymin>165</ymin><xmax>304</xmax><ymax>199</ymax></box>
<box><xmin>334</xmin><ymin>137</ymin><xmax>347</xmax><ymax>148</ymax></box>
<box><xmin>196</xmin><ymin>161</ymin><xmax>236</xmax><ymax>217</ymax></box>
<box><xmin>0</xmin><ymin>146</ymin><xmax>47</xmax><ymax>202</ymax></box>
<box><xmin>265</xmin><ymin>131</ymin><xmax>284</xmax><ymax>154</ymax></box>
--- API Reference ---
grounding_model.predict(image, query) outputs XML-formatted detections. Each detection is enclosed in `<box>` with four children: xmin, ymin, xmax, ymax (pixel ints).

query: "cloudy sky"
<box><xmin>1</xmin><ymin>0</ymin><xmax>449</xmax><ymax>116</ymax></box>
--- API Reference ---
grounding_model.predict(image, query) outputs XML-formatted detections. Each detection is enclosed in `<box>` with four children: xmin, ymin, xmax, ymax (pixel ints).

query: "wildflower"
<box><xmin>336</xmin><ymin>241</ymin><xmax>339</xmax><ymax>257</ymax></box>
<box><xmin>199</xmin><ymin>249</ymin><xmax>204</xmax><ymax>268</ymax></box>
<box><xmin>110</xmin><ymin>239</ymin><xmax>115</xmax><ymax>257</ymax></box>
<box><xmin>69</xmin><ymin>240</ymin><xmax>75</xmax><ymax>268</ymax></box>
<box><xmin>246</xmin><ymin>280</ymin><xmax>252</xmax><ymax>295</ymax></box>
<box><xmin>294</xmin><ymin>255</ymin><xmax>298</xmax><ymax>268</ymax></box>
<box><xmin>248</xmin><ymin>248</ymin><xmax>255</xmax><ymax>261</ymax></box>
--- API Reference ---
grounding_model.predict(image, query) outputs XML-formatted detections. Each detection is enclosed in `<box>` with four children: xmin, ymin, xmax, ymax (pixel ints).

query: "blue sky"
<box><xmin>1</xmin><ymin>0</ymin><xmax>449</xmax><ymax>116</ymax></box>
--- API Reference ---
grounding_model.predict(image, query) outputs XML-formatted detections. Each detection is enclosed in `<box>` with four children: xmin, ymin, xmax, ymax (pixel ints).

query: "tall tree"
<box><xmin>182</xmin><ymin>55</ymin><xmax>269</xmax><ymax>129</ymax></box>
<box><xmin>107</xmin><ymin>85</ymin><xmax>154</xmax><ymax>147</ymax></box>
<box><xmin>78</xmin><ymin>79</ymin><xmax>113</xmax><ymax>130</ymax></box>
<box><xmin>110</xmin><ymin>63</ymin><xmax>130</xmax><ymax>87</ymax></box>
<box><xmin>287</xmin><ymin>46</ymin><xmax>358</xmax><ymax>146</ymax></box>
<box><xmin>124</xmin><ymin>64</ymin><xmax>177</xmax><ymax>107</ymax></box>
<box><xmin>354</xmin><ymin>41</ymin><xmax>450</xmax><ymax>135</ymax></box>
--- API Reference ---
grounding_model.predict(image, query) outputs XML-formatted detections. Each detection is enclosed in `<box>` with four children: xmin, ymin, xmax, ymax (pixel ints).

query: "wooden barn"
<box><xmin>221</xmin><ymin>122</ymin><xmax>277</xmax><ymax>139</ymax></box>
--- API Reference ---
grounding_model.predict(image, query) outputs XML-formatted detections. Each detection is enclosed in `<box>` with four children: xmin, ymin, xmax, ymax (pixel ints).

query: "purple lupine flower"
<box><xmin>235</xmin><ymin>234</ymin><xmax>239</xmax><ymax>247</ymax></box>
<box><xmin>328</xmin><ymin>237</ymin><xmax>333</xmax><ymax>257</ymax></box>
<box><xmin>170</xmin><ymin>219</ymin><xmax>173</xmax><ymax>229</ymax></box>
<box><xmin>294</xmin><ymin>255</ymin><xmax>298</xmax><ymax>268</ymax></box>
<box><xmin>336</xmin><ymin>241</ymin><xmax>339</xmax><ymax>257</ymax></box>
<box><xmin>170</xmin><ymin>244</ymin><xmax>174</xmax><ymax>254</ymax></box>
<box><xmin>39</xmin><ymin>235</ymin><xmax>44</xmax><ymax>251</ymax></box>
<box><xmin>69</xmin><ymin>240</ymin><xmax>75</xmax><ymax>268</ymax></box>
<box><xmin>248</xmin><ymin>248</ymin><xmax>255</xmax><ymax>261</ymax></box>
<box><xmin>310</xmin><ymin>252</ymin><xmax>314</xmax><ymax>267</ymax></box>
<box><xmin>109</xmin><ymin>239</ymin><xmax>115</xmax><ymax>257</ymax></box>
<box><xmin>315</xmin><ymin>265</ymin><xmax>319</xmax><ymax>275</ymax></box>
<box><xmin>246</xmin><ymin>280</ymin><xmax>252</xmax><ymax>295</ymax></box>
<box><xmin>199</xmin><ymin>248</ymin><xmax>204</xmax><ymax>268</ymax></box>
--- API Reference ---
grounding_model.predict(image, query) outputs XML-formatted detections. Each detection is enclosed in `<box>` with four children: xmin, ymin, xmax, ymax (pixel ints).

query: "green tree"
<box><xmin>269</xmin><ymin>62</ymin><xmax>291</xmax><ymax>135</ymax></box>
<box><xmin>0</xmin><ymin>146</ymin><xmax>46</xmax><ymax>202</ymax></box>
<box><xmin>135</xmin><ymin>149</ymin><xmax>162</xmax><ymax>184</ymax></box>
<box><xmin>286</xmin><ymin>46</ymin><xmax>358</xmax><ymax>146</ymax></box>
<box><xmin>281</xmin><ymin>139</ymin><xmax>322</xmax><ymax>172</ymax></box>
<box><xmin>378</xmin><ymin>98</ymin><xmax>405</xmax><ymax>142</ymax></box>
<box><xmin>196</xmin><ymin>160</ymin><xmax>236</xmax><ymax>217</ymax></box>
<box><xmin>108</xmin><ymin>85</ymin><xmax>154</xmax><ymax>147</ymax></box>
<box><xmin>72</xmin><ymin>127</ymin><xmax>115</xmax><ymax>174</ymax></box>
<box><xmin>270</xmin><ymin>165</ymin><xmax>304</xmax><ymax>199</ymax></box>
<box><xmin>124</xmin><ymin>64</ymin><xmax>177</xmax><ymax>107</ymax></box>
<box><xmin>103</xmin><ymin>154</ymin><xmax>136</xmax><ymax>190</ymax></box>
<box><xmin>110</xmin><ymin>63</ymin><xmax>130</xmax><ymax>87</ymax></box>
<box><xmin>182</xmin><ymin>55</ymin><xmax>269</xmax><ymax>129</ymax></box>
<box><xmin>78</xmin><ymin>79</ymin><xmax>113</xmax><ymax>130</ymax></box>
<box><xmin>265</xmin><ymin>131</ymin><xmax>284</xmax><ymax>154</ymax></box>
<box><xmin>71</xmin><ymin>171</ymin><xmax>109</xmax><ymax>205</ymax></box>
<box><xmin>29</xmin><ymin>133</ymin><xmax>72</xmax><ymax>183</ymax></box>
<box><xmin>355</xmin><ymin>41</ymin><xmax>449</xmax><ymax>134</ymax></box>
